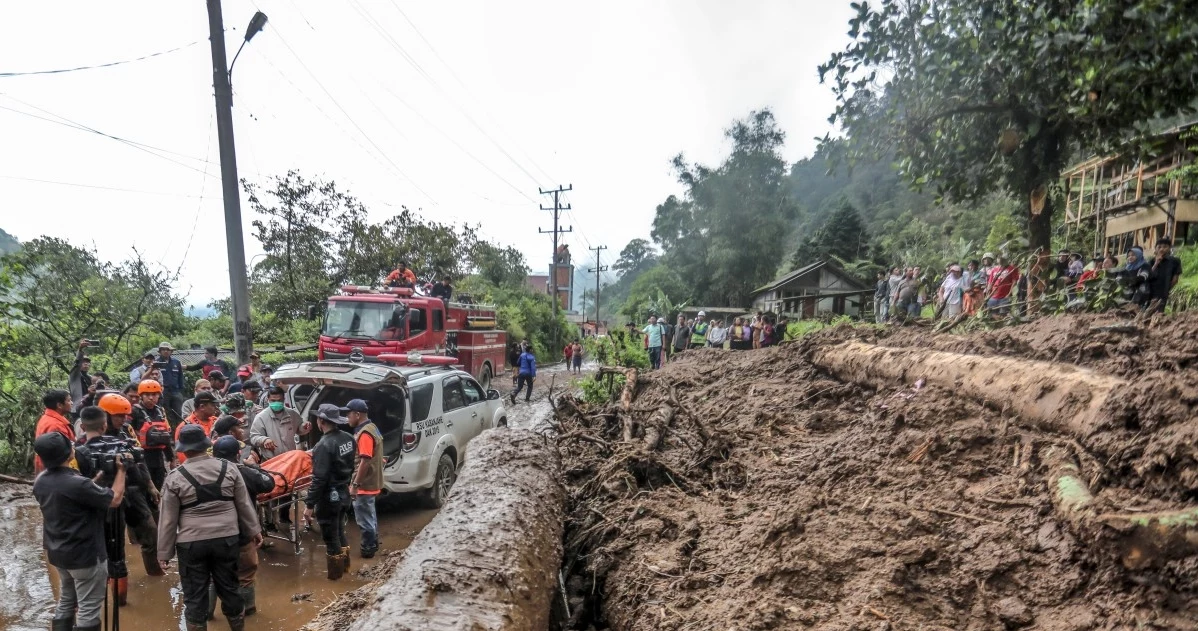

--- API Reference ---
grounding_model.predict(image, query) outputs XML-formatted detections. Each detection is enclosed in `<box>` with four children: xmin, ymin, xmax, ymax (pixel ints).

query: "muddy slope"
<box><xmin>555</xmin><ymin>317</ymin><xmax>1198</xmax><ymax>630</ymax></box>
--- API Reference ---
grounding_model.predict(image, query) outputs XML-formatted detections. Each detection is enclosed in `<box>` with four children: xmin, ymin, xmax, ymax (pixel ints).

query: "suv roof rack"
<box><xmin>401</xmin><ymin>364</ymin><xmax>459</xmax><ymax>381</ymax></box>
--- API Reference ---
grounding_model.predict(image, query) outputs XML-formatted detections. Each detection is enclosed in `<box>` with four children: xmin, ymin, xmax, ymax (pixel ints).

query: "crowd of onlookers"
<box><xmin>872</xmin><ymin>237</ymin><xmax>1183</xmax><ymax>322</ymax></box>
<box><xmin>637</xmin><ymin>311</ymin><xmax>789</xmax><ymax>369</ymax></box>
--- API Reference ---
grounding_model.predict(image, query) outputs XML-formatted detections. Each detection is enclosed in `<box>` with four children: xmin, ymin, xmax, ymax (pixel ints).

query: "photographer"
<box><xmin>132</xmin><ymin>379</ymin><xmax>174</xmax><ymax>490</ymax></box>
<box><xmin>77</xmin><ymin>397</ymin><xmax>164</xmax><ymax>597</ymax></box>
<box><xmin>158</xmin><ymin>425</ymin><xmax>261</xmax><ymax>631</ymax></box>
<box><xmin>34</xmin><ymin>431</ymin><xmax>125</xmax><ymax>631</ymax></box>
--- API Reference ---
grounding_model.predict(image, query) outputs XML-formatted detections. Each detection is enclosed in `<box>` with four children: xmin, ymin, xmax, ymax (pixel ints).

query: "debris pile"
<box><xmin>554</xmin><ymin>312</ymin><xmax>1198</xmax><ymax>630</ymax></box>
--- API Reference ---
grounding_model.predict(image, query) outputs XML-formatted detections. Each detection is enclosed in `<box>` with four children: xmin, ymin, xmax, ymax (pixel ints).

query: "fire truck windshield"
<box><xmin>323</xmin><ymin>300</ymin><xmax>408</xmax><ymax>341</ymax></box>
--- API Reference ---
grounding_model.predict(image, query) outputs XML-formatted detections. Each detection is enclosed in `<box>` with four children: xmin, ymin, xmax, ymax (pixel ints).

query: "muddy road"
<box><xmin>2</xmin><ymin>361</ymin><xmax>584</xmax><ymax>630</ymax></box>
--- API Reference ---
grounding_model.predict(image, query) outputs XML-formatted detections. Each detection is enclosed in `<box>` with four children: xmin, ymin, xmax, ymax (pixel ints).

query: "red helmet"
<box><xmin>98</xmin><ymin>393</ymin><xmax>133</xmax><ymax>415</ymax></box>
<box><xmin>137</xmin><ymin>379</ymin><xmax>163</xmax><ymax>395</ymax></box>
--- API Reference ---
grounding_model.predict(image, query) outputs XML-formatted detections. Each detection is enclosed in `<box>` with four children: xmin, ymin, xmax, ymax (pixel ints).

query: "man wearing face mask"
<box><xmin>248</xmin><ymin>386</ymin><xmax>309</xmax><ymax>461</ymax></box>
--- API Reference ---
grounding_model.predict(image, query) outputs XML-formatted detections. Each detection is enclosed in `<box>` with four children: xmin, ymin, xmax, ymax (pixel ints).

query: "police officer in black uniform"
<box><xmin>301</xmin><ymin>404</ymin><xmax>355</xmax><ymax>580</ymax></box>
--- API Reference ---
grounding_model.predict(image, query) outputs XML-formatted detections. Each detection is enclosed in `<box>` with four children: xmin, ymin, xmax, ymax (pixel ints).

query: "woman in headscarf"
<box><xmin>1115</xmin><ymin>247</ymin><xmax>1151</xmax><ymax>306</ymax></box>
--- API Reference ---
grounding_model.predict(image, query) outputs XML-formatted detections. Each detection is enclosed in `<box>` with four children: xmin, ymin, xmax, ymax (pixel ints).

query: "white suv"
<box><xmin>272</xmin><ymin>361</ymin><xmax>508</xmax><ymax>507</ymax></box>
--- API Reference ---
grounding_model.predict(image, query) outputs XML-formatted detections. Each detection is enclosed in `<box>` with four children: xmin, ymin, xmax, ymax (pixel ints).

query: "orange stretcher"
<box><xmin>256</xmin><ymin>450</ymin><xmax>313</xmax><ymax>554</ymax></box>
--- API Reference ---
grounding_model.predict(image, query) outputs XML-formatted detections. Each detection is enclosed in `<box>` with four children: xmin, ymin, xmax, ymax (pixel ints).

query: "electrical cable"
<box><xmin>0</xmin><ymin>39</ymin><xmax>204</xmax><ymax>77</ymax></box>
<box><xmin>348</xmin><ymin>1</ymin><xmax>546</xmax><ymax>188</ymax></box>
<box><xmin>266</xmin><ymin>22</ymin><xmax>438</xmax><ymax>204</ymax></box>
<box><xmin>173</xmin><ymin>114</ymin><xmax>217</xmax><ymax>277</ymax></box>
<box><xmin>0</xmin><ymin>97</ymin><xmax>219</xmax><ymax>177</ymax></box>
<box><xmin>0</xmin><ymin>174</ymin><xmax>206</xmax><ymax>198</ymax></box>
<box><xmin>386</xmin><ymin>0</ymin><xmax>559</xmax><ymax>184</ymax></box>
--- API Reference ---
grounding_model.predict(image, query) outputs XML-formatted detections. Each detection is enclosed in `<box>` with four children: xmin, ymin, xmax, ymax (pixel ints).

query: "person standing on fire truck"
<box><xmin>385</xmin><ymin>261</ymin><xmax>417</xmax><ymax>288</ymax></box>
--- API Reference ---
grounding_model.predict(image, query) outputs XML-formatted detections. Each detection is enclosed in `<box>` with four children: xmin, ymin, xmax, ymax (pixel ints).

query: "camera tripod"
<box><xmin>102</xmin><ymin>507</ymin><xmax>127</xmax><ymax>631</ymax></box>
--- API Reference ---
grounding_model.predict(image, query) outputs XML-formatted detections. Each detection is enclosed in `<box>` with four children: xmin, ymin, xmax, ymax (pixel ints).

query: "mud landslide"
<box><xmin>338</xmin><ymin>428</ymin><xmax>564</xmax><ymax>631</ymax></box>
<box><xmin>555</xmin><ymin>312</ymin><xmax>1198</xmax><ymax>630</ymax></box>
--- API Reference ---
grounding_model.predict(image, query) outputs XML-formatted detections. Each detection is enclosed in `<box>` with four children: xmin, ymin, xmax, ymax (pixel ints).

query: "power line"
<box><xmin>375</xmin><ymin>83</ymin><xmax>536</xmax><ymax>203</ymax></box>
<box><xmin>0</xmin><ymin>97</ymin><xmax>219</xmax><ymax>177</ymax></box>
<box><xmin>348</xmin><ymin>1</ymin><xmax>546</xmax><ymax>188</ymax></box>
<box><xmin>266</xmin><ymin>21</ymin><xmax>438</xmax><ymax>204</ymax></box>
<box><xmin>385</xmin><ymin>1</ymin><xmax>559</xmax><ymax>184</ymax></box>
<box><xmin>0</xmin><ymin>39</ymin><xmax>205</xmax><ymax>77</ymax></box>
<box><xmin>0</xmin><ymin>174</ymin><xmax>206</xmax><ymax>198</ymax></box>
<box><xmin>173</xmin><ymin>114</ymin><xmax>217</xmax><ymax>276</ymax></box>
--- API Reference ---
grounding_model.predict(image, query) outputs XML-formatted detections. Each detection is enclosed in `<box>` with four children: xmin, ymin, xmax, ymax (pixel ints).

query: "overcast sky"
<box><xmin>0</xmin><ymin>0</ymin><xmax>852</xmax><ymax>306</ymax></box>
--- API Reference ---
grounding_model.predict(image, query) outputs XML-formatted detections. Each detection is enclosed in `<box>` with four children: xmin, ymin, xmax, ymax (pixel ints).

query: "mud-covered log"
<box><xmin>347</xmin><ymin>429</ymin><xmax>564</xmax><ymax>631</ymax></box>
<box><xmin>812</xmin><ymin>341</ymin><xmax>1127</xmax><ymax>438</ymax></box>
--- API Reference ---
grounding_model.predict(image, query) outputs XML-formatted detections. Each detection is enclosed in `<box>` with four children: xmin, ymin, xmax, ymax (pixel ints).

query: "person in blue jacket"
<box><xmin>510</xmin><ymin>342</ymin><xmax>536</xmax><ymax>404</ymax></box>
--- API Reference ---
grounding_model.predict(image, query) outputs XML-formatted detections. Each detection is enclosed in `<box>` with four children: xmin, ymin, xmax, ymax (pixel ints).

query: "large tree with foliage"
<box><xmin>612</xmin><ymin>238</ymin><xmax>656</xmax><ymax>277</ymax></box>
<box><xmin>0</xmin><ymin>239</ymin><xmax>186</xmax><ymax>472</ymax></box>
<box><xmin>791</xmin><ymin>201</ymin><xmax>870</xmax><ymax>268</ymax></box>
<box><xmin>821</xmin><ymin>0</ymin><xmax>1198</xmax><ymax>253</ymax></box>
<box><xmin>651</xmin><ymin>109</ymin><xmax>799</xmax><ymax>307</ymax></box>
<box><xmin>244</xmin><ymin>171</ymin><xmax>480</xmax><ymax>318</ymax></box>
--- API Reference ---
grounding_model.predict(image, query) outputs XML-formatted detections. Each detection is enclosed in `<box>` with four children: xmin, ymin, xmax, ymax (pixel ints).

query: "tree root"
<box><xmin>1044</xmin><ymin>446</ymin><xmax>1198</xmax><ymax>569</ymax></box>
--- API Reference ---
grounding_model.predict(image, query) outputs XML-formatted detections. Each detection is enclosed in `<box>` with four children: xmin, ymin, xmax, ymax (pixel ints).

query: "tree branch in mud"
<box><xmin>1044</xmin><ymin>446</ymin><xmax>1198</xmax><ymax>569</ymax></box>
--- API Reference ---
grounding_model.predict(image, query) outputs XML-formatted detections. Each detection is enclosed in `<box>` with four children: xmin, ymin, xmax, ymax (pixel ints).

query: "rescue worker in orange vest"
<box><xmin>176</xmin><ymin>391</ymin><xmax>220</xmax><ymax>464</ymax></box>
<box><xmin>34</xmin><ymin>389</ymin><xmax>76</xmax><ymax>473</ymax></box>
<box><xmin>345</xmin><ymin>399</ymin><xmax>382</xmax><ymax>558</ymax></box>
<box><xmin>385</xmin><ymin>260</ymin><xmax>417</xmax><ymax>288</ymax></box>
<box><xmin>132</xmin><ymin>379</ymin><xmax>174</xmax><ymax>491</ymax></box>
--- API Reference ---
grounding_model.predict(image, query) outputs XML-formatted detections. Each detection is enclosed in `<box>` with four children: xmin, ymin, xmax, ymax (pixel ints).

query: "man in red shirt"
<box><xmin>34</xmin><ymin>389</ymin><xmax>75</xmax><ymax>473</ymax></box>
<box><xmin>345</xmin><ymin>399</ymin><xmax>383</xmax><ymax>559</ymax></box>
<box><xmin>985</xmin><ymin>255</ymin><xmax>1020</xmax><ymax>316</ymax></box>
<box><xmin>385</xmin><ymin>261</ymin><xmax>417</xmax><ymax>288</ymax></box>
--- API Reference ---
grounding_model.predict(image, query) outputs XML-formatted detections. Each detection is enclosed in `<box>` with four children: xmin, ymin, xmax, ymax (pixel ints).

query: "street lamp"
<box><xmin>229</xmin><ymin>11</ymin><xmax>268</xmax><ymax>81</ymax></box>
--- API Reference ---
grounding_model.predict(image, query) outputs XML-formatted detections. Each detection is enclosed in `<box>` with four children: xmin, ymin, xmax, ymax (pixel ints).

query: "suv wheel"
<box><xmin>423</xmin><ymin>453</ymin><xmax>457</xmax><ymax>508</ymax></box>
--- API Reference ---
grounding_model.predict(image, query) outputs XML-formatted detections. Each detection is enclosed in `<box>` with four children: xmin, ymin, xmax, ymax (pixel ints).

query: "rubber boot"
<box><xmin>71</xmin><ymin>624</ymin><xmax>99</xmax><ymax>631</ymax></box>
<box><xmin>50</xmin><ymin>616</ymin><xmax>73</xmax><ymax>631</ymax></box>
<box><xmin>143</xmin><ymin>547</ymin><xmax>165</xmax><ymax>577</ymax></box>
<box><xmin>108</xmin><ymin>577</ymin><xmax>128</xmax><ymax>606</ymax></box>
<box><xmin>240</xmin><ymin>585</ymin><xmax>257</xmax><ymax>616</ymax></box>
<box><xmin>326</xmin><ymin>553</ymin><xmax>345</xmax><ymax>581</ymax></box>
<box><xmin>227</xmin><ymin>614</ymin><xmax>246</xmax><ymax>631</ymax></box>
<box><xmin>185</xmin><ymin>622</ymin><xmax>207</xmax><ymax>631</ymax></box>
<box><xmin>207</xmin><ymin>581</ymin><xmax>217</xmax><ymax>620</ymax></box>
<box><xmin>341</xmin><ymin>546</ymin><xmax>352</xmax><ymax>573</ymax></box>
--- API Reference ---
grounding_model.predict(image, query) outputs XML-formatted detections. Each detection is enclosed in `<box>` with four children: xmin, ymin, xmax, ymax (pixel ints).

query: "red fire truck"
<box><xmin>316</xmin><ymin>286</ymin><xmax>507</xmax><ymax>389</ymax></box>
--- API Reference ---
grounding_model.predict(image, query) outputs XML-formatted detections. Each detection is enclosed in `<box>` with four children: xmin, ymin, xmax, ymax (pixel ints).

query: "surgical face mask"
<box><xmin>269</xmin><ymin>401</ymin><xmax>285</xmax><ymax>413</ymax></box>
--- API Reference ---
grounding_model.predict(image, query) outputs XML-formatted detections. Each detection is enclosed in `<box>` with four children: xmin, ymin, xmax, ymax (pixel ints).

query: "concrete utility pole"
<box><xmin>588</xmin><ymin>245</ymin><xmax>607</xmax><ymax>331</ymax></box>
<box><xmin>205</xmin><ymin>0</ymin><xmax>258</xmax><ymax>365</ymax></box>
<box><xmin>541</xmin><ymin>185</ymin><xmax>572</xmax><ymax>316</ymax></box>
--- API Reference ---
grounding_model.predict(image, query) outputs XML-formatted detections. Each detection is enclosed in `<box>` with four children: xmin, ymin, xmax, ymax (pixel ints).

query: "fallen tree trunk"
<box><xmin>811</xmin><ymin>341</ymin><xmax>1127</xmax><ymax>439</ymax></box>
<box><xmin>346</xmin><ymin>429</ymin><xmax>564</xmax><ymax>631</ymax></box>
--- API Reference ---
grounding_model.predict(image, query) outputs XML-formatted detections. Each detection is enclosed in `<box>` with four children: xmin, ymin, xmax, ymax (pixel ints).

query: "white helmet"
<box><xmin>697</xmin><ymin>310</ymin><xmax>706</xmax><ymax>317</ymax></box>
